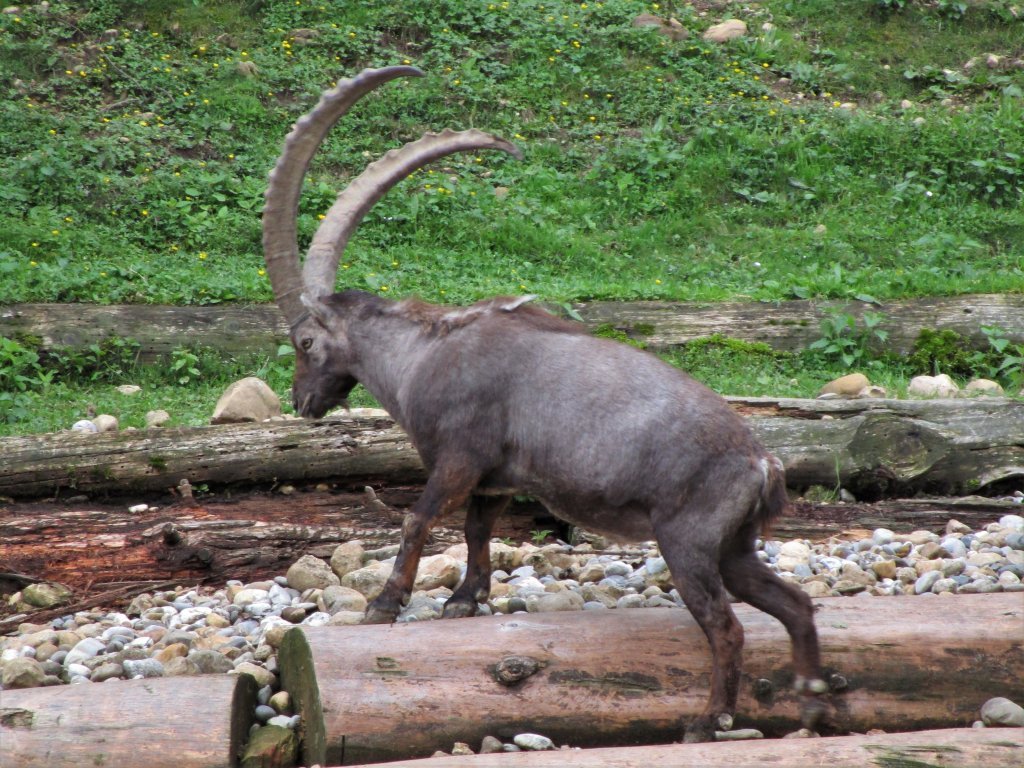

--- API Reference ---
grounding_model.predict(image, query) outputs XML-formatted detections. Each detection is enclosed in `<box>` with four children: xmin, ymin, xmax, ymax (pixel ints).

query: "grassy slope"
<box><xmin>0</xmin><ymin>1</ymin><xmax>1022</xmax><ymax>434</ymax></box>
<box><xmin>1</xmin><ymin>0</ymin><xmax>1022</xmax><ymax>306</ymax></box>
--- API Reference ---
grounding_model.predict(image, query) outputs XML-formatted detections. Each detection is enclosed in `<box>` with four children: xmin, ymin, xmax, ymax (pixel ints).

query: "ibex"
<box><xmin>262</xmin><ymin>66</ymin><xmax>827</xmax><ymax>742</ymax></box>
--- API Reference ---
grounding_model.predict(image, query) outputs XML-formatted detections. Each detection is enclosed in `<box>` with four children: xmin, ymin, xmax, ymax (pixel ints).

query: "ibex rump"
<box><xmin>262</xmin><ymin>66</ymin><xmax>827</xmax><ymax>742</ymax></box>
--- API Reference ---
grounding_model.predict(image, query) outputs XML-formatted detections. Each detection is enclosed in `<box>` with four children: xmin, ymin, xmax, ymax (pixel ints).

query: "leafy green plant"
<box><xmin>170</xmin><ymin>346</ymin><xmax>202</xmax><ymax>385</ymax></box>
<box><xmin>530</xmin><ymin>529</ymin><xmax>553</xmax><ymax>545</ymax></box>
<box><xmin>808</xmin><ymin>309</ymin><xmax>888</xmax><ymax>368</ymax></box>
<box><xmin>979</xmin><ymin>325</ymin><xmax>1024</xmax><ymax>390</ymax></box>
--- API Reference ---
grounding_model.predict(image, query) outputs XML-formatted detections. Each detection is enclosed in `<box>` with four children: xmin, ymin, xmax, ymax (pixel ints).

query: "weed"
<box><xmin>530</xmin><ymin>529</ymin><xmax>553</xmax><ymax>545</ymax></box>
<box><xmin>807</xmin><ymin>309</ymin><xmax>889</xmax><ymax>369</ymax></box>
<box><xmin>170</xmin><ymin>346</ymin><xmax>202</xmax><ymax>385</ymax></box>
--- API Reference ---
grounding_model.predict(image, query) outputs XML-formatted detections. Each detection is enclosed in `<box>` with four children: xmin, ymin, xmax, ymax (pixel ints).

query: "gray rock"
<box><xmin>211</xmin><ymin>377</ymin><xmax>281</xmax><ymax>424</ymax></box>
<box><xmin>286</xmin><ymin>555</ymin><xmax>340</xmax><ymax>592</ymax></box>
<box><xmin>90</xmin><ymin>661</ymin><xmax>124</xmax><ymax>682</ymax></box>
<box><xmin>398</xmin><ymin>594</ymin><xmax>444</xmax><ymax>622</ymax></box>
<box><xmin>64</xmin><ymin>637</ymin><xmax>106</xmax><ymax>666</ymax></box>
<box><xmin>715</xmin><ymin>728</ymin><xmax>764</xmax><ymax>740</ymax></box>
<box><xmin>341</xmin><ymin>560</ymin><xmax>392</xmax><ymax>600</ymax></box>
<box><xmin>255</xmin><ymin>704</ymin><xmax>278</xmax><ymax>723</ymax></box>
<box><xmin>1</xmin><ymin>657</ymin><xmax>46</xmax><ymax>688</ymax></box>
<box><xmin>21</xmin><ymin>582</ymin><xmax>73</xmax><ymax>609</ymax></box>
<box><xmin>321</xmin><ymin>585</ymin><xmax>368</xmax><ymax>614</ymax></box>
<box><xmin>188</xmin><ymin>649</ymin><xmax>235</xmax><ymax>674</ymax></box>
<box><xmin>329</xmin><ymin>540</ymin><xmax>366</xmax><ymax>579</ymax></box>
<box><xmin>980</xmin><ymin>697</ymin><xmax>1024</xmax><ymax>727</ymax></box>
<box><xmin>525</xmin><ymin>591</ymin><xmax>584</xmax><ymax>613</ymax></box>
<box><xmin>513</xmin><ymin>733</ymin><xmax>555</xmax><ymax>751</ymax></box>
<box><xmin>123</xmin><ymin>658</ymin><xmax>165</xmax><ymax>678</ymax></box>
<box><xmin>914</xmin><ymin>571</ymin><xmax>942</xmax><ymax>595</ymax></box>
<box><xmin>480</xmin><ymin>735</ymin><xmax>505</xmax><ymax>754</ymax></box>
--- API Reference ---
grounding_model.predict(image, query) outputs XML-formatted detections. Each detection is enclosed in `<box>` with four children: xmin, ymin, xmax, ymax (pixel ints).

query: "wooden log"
<box><xmin>3</xmin><ymin>294</ymin><xmax>1022</xmax><ymax>359</ymax></box>
<box><xmin>0</xmin><ymin>490</ymin><xmax>1019</xmax><ymax>599</ymax></box>
<box><xmin>0</xmin><ymin>673</ymin><xmax>257</xmax><ymax>768</ymax></box>
<box><xmin>0</xmin><ymin>398</ymin><xmax>1020</xmax><ymax>499</ymax></box>
<box><xmin>277</xmin><ymin>594</ymin><xmax>1024</xmax><ymax>766</ymax></box>
<box><xmin>0</xmin><ymin>411</ymin><xmax>424</xmax><ymax>499</ymax></box>
<box><xmin>333</xmin><ymin>727</ymin><xmax>1024</xmax><ymax>768</ymax></box>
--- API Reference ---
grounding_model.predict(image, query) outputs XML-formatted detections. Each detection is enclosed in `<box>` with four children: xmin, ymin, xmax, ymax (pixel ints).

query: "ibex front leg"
<box><xmin>364</xmin><ymin>462</ymin><xmax>478</xmax><ymax>624</ymax></box>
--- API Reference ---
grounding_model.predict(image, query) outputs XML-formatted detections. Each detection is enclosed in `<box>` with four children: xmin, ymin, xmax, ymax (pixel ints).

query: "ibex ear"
<box><xmin>300</xmin><ymin>292</ymin><xmax>336</xmax><ymax>329</ymax></box>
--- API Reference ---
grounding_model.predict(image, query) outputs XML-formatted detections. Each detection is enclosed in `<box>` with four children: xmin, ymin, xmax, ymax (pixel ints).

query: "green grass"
<box><xmin>1</xmin><ymin>0</ymin><xmax>1021</xmax><ymax>306</ymax></box>
<box><xmin>1</xmin><ymin>0</ymin><xmax>1022</xmax><ymax>435</ymax></box>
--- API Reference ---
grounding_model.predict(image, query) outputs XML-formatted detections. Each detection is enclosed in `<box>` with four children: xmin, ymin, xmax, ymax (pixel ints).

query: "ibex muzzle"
<box><xmin>262</xmin><ymin>66</ymin><xmax>827</xmax><ymax>742</ymax></box>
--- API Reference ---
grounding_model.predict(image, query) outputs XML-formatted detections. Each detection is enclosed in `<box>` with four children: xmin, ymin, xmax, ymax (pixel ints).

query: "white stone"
<box><xmin>908</xmin><ymin>374</ymin><xmax>959</xmax><ymax>398</ymax></box>
<box><xmin>91</xmin><ymin>414</ymin><xmax>119</xmax><ymax>432</ymax></box>
<box><xmin>702</xmin><ymin>19</ymin><xmax>746</xmax><ymax>43</ymax></box>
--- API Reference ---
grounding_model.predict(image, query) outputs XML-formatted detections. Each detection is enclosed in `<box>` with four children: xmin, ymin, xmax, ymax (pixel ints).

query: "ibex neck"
<box><xmin>347</xmin><ymin>303</ymin><xmax>437</xmax><ymax>424</ymax></box>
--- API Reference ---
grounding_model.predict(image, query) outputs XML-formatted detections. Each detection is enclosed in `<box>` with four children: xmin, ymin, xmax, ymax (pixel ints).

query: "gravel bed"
<box><xmin>3</xmin><ymin>510</ymin><xmax>1023</xmax><ymax>746</ymax></box>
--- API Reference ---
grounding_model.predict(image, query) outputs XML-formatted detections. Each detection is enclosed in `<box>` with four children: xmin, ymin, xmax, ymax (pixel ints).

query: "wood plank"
<box><xmin>278</xmin><ymin>594</ymin><xmax>1024</xmax><ymax>766</ymax></box>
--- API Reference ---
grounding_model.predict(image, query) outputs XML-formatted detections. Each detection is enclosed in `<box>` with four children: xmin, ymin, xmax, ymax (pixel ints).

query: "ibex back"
<box><xmin>262</xmin><ymin>66</ymin><xmax>827</xmax><ymax>742</ymax></box>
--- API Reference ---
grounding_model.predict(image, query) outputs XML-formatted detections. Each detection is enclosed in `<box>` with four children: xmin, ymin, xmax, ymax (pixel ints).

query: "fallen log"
<box><xmin>3</xmin><ymin>294</ymin><xmax>1021</xmax><ymax>359</ymax></box>
<box><xmin>0</xmin><ymin>488</ymin><xmax>471</xmax><ymax>593</ymax></box>
<box><xmin>335</xmin><ymin>727</ymin><xmax>1024</xmax><ymax>768</ymax></box>
<box><xmin>0</xmin><ymin>398</ymin><xmax>1020</xmax><ymax>499</ymax></box>
<box><xmin>277</xmin><ymin>593</ymin><xmax>1024</xmax><ymax>766</ymax></box>
<box><xmin>0</xmin><ymin>673</ymin><xmax>257</xmax><ymax>768</ymax></box>
<box><xmin>0</xmin><ymin>490</ymin><xmax>1019</xmax><ymax>595</ymax></box>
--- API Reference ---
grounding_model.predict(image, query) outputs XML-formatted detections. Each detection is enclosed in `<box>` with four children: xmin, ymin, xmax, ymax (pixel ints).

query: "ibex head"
<box><xmin>261</xmin><ymin>66</ymin><xmax>521</xmax><ymax>417</ymax></box>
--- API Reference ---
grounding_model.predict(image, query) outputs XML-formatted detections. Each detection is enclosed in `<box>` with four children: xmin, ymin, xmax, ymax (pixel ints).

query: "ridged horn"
<box><xmin>303</xmin><ymin>128</ymin><xmax>523</xmax><ymax>297</ymax></box>
<box><xmin>262</xmin><ymin>65</ymin><xmax>424</xmax><ymax>325</ymax></box>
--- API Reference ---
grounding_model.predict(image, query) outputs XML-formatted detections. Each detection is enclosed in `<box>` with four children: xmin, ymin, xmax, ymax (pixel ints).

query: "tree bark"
<box><xmin>277</xmin><ymin>594</ymin><xmax>1024</xmax><ymax>767</ymax></box>
<box><xmin>0</xmin><ymin>398</ymin><xmax>1020</xmax><ymax>500</ymax></box>
<box><xmin>0</xmin><ymin>490</ymin><xmax>1019</xmax><ymax>598</ymax></box>
<box><xmin>2</xmin><ymin>294</ymin><xmax>1022</xmax><ymax>358</ymax></box>
<box><xmin>0</xmin><ymin>487</ymin><xmax>467</xmax><ymax>596</ymax></box>
<box><xmin>0</xmin><ymin>674</ymin><xmax>257</xmax><ymax>768</ymax></box>
<box><xmin>332</xmin><ymin>728</ymin><xmax>1024</xmax><ymax>768</ymax></box>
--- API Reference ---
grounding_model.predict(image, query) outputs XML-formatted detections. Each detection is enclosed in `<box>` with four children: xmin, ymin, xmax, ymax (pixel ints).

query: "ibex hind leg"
<box><xmin>719</xmin><ymin>548</ymin><xmax>830</xmax><ymax>731</ymax></box>
<box><xmin>656</xmin><ymin>521</ymin><xmax>745</xmax><ymax>743</ymax></box>
<box><xmin>443</xmin><ymin>495</ymin><xmax>510</xmax><ymax>619</ymax></box>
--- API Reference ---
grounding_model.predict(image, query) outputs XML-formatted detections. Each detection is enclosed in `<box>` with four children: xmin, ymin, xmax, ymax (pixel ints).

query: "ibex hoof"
<box><xmin>800</xmin><ymin>696</ymin><xmax>830</xmax><ymax>731</ymax></box>
<box><xmin>363</xmin><ymin>604</ymin><xmax>400</xmax><ymax>625</ymax></box>
<box><xmin>441</xmin><ymin>599</ymin><xmax>478</xmax><ymax>619</ymax></box>
<box><xmin>683</xmin><ymin>719</ymin><xmax>717</xmax><ymax>743</ymax></box>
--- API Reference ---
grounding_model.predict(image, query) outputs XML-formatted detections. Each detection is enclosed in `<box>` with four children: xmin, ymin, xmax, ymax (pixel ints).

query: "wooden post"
<box><xmin>331</xmin><ymin>727</ymin><xmax>1024</xmax><ymax>768</ymax></box>
<box><xmin>0</xmin><ymin>674</ymin><xmax>258</xmax><ymax>768</ymax></box>
<box><xmin>278</xmin><ymin>594</ymin><xmax>1024</xmax><ymax>766</ymax></box>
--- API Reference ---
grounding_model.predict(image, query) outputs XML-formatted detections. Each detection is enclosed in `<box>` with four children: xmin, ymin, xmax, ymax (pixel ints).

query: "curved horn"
<box><xmin>262</xmin><ymin>65</ymin><xmax>424</xmax><ymax>325</ymax></box>
<box><xmin>303</xmin><ymin>128</ymin><xmax>523</xmax><ymax>297</ymax></box>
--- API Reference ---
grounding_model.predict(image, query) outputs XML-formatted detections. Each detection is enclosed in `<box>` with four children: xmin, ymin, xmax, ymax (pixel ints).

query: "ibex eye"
<box><xmin>301</xmin><ymin>338</ymin><xmax>313</xmax><ymax>351</ymax></box>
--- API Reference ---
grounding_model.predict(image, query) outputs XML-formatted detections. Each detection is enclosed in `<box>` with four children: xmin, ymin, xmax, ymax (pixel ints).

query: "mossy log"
<box><xmin>277</xmin><ymin>593</ymin><xmax>1024</xmax><ymax>766</ymax></box>
<box><xmin>0</xmin><ymin>397</ymin><xmax>1020</xmax><ymax>500</ymax></box>
<box><xmin>334</xmin><ymin>728</ymin><xmax>1024</xmax><ymax>768</ymax></box>
<box><xmin>2</xmin><ymin>294</ymin><xmax>1022</xmax><ymax>359</ymax></box>
<box><xmin>0</xmin><ymin>674</ymin><xmax>257</xmax><ymax>768</ymax></box>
